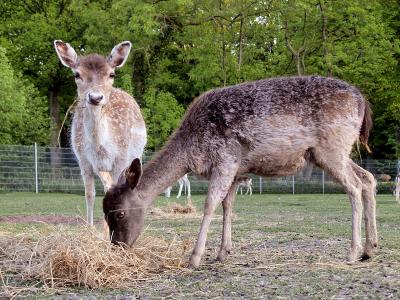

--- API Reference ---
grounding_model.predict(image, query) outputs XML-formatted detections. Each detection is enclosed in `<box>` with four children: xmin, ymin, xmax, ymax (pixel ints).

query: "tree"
<box><xmin>0</xmin><ymin>0</ymin><xmax>398</xmax><ymax>158</ymax></box>
<box><xmin>0</xmin><ymin>0</ymin><xmax>82</xmax><ymax>149</ymax></box>
<box><xmin>0</xmin><ymin>47</ymin><xmax>49</xmax><ymax>145</ymax></box>
<box><xmin>142</xmin><ymin>88</ymin><xmax>184</xmax><ymax>150</ymax></box>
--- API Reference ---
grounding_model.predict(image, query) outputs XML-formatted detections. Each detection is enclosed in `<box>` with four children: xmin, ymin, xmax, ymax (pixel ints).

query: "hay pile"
<box><xmin>165</xmin><ymin>199</ymin><xmax>196</xmax><ymax>214</ymax></box>
<box><xmin>0</xmin><ymin>225</ymin><xmax>191</xmax><ymax>297</ymax></box>
<box><xmin>150</xmin><ymin>199</ymin><xmax>197</xmax><ymax>218</ymax></box>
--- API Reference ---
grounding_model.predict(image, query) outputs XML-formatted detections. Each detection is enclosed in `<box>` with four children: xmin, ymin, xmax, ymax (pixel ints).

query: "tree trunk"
<box><xmin>131</xmin><ymin>51</ymin><xmax>148</xmax><ymax>102</ymax></box>
<box><xmin>219</xmin><ymin>0</ymin><xmax>227</xmax><ymax>86</ymax></box>
<box><xmin>284</xmin><ymin>18</ymin><xmax>306</xmax><ymax>76</ymax></box>
<box><xmin>48</xmin><ymin>85</ymin><xmax>61</xmax><ymax>168</ymax></box>
<box><xmin>301</xmin><ymin>50</ymin><xmax>306</xmax><ymax>75</ymax></box>
<box><xmin>221</xmin><ymin>26</ymin><xmax>227</xmax><ymax>86</ymax></box>
<box><xmin>295</xmin><ymin>53</ymin><xmax>302</xmax><ymax>76</ymax></box>
<box><xmin>319</xmin><ymin>0</ymin><xmax>332</xmax><ymax>77</ymax></box>
<box><xmin>301</xmin><ymin>161</ymin><xmax>314</xmax><ymax>181</ymax></box>
<box><xmin>238</xmin><ymin>17</ymin><xmax>244</xmax><ymax>71</ymax></box>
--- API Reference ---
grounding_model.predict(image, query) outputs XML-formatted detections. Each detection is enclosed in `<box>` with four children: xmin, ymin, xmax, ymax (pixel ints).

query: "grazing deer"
<box><xmin>54</xmin><ymin>40</ymin><xmax>146</xmax><ymax>225</ymax></box>
<box><xmin>103</xmin><ymin>76</ymin><xmax>377</xmax><ymax>268</ymax></box>
<box><xmin>164</xmin><ymin>174</ymin><xmax>191</xmax><ymax>198</ymax></box>
<box><xmin>236</xmin><ymin>176</ymin><xmax>252</xmax><ymax>196</ymax></box>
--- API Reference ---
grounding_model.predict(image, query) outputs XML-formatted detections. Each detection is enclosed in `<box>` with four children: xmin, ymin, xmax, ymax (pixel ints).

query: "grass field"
<box><xmin>1</xmin><ymin>192</ymin><xmax>400</xmax><ymax>299</ymax></box>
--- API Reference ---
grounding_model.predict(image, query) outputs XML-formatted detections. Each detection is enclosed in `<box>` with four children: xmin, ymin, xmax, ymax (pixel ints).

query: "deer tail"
<box><xmin>359</xmin><ymin>100</ymin><xmax>373</xmax><ymax>154</ymax></box>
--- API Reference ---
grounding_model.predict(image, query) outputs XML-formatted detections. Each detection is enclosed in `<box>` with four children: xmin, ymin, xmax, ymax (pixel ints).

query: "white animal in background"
<box><xmin>54</xmin><ymin>40</ymin><xmax>146</xmax><ymax>225</ymax></box>
<box><xmin>164</xmin><ymin>174</ymin><xmax>191</xmax><ymax>198</ymax></box>
<box><xmin>164</xmin><ymin>186</ymin><xmax>172</xmax><ymax>198</ymax></box>
<box><xmin>236</xmin><ymin>176</ymin><xmax>253</xmax><ymax>196</ymax></box>
<box><xmin>395</xmin><ymin>175</ymin><xmax>400</xmax><ymax>203</ymax></box>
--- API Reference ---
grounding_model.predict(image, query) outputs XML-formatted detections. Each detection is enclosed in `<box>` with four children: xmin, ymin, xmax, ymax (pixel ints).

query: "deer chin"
<box><xmin>110</xmin><ymin>230</ymin><xmax>140</xmax><ymax>248</ymax></box>
<box><xmin>89</xmin><ymin>99</ymin><xmax>101</xmax><ymax>106</ymax></box>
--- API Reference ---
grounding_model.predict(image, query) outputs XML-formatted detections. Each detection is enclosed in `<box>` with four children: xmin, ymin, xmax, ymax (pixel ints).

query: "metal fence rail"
<box><xmin>0</xmin><ymin>144</ymin><xmax>398</xmax><ymax>195</ymax></box>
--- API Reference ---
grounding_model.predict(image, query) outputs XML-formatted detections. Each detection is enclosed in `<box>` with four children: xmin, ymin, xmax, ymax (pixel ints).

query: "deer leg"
<box><xmin>350</xmin><ymin>162</ymin><xmax>378</xmax><ymax>259</ymax></box>
<box><xmin>190</xmin><ymin>162</ymin><xmax>238</xmax><ymax>268</ymax></box>
<box><xmin>249</xmin><ymin>185</ymin><xmax>253</xmax><ymax>196</ymax></box>
<box><xmin>82</xmin><ymin>172</ymin><xmax>95</xmax><ymax>225</ymax></box>
<box><xmin>98</xmin><ymin>171</ymin><xmax>113</xmax><ymax>193</ymax></box>
<box><xmin>164</xmin><ymin>186</ymin><xmax>172</xmax><ymax>198</ymax></box>
<box><xmin>177</xmin><ymin>182</ymin><xmax>183</xmax><ymax>199</ymax></box>
<box><xmin>313</xmin><ymin>152</ymin><xmax>363</xmax><ymax>262</ymax></box>
<box><xmin>216</xmin><ymin>181</ymin><xmax>237</xmax><ymax>262</ymax></box>
<box><xmin>187</xmin><ymin>179</ymin><xmax>191</xmax><ymax>198</ymax></box>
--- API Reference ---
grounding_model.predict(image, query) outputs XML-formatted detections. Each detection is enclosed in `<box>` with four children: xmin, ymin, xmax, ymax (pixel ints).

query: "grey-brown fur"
<box><xmin>104</xmin><ymin>75</ymin><xmax>377</xmax><ymax>267</ymax></box>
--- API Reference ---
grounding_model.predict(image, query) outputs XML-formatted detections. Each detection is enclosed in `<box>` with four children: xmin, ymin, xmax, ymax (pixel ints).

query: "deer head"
<box><xmin>103</xmin><ymin>158</ymin><xmax>146</xmax><ymax>246</ymax></box>
<box><xmin>54</xmin><ymin>40</ymin><xmax>131</xmax><ymax>107</ymax></box>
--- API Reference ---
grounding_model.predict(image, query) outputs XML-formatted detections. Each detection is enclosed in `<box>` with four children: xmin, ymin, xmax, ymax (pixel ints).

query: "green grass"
<box><xmin>1</xmin><ymin>192</ymin><xmax>400</xmax><ymax>298</ymax></box>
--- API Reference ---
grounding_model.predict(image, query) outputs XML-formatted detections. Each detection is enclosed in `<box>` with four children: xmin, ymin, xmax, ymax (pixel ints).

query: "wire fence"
<box><xmin>0</xmin><ymin>144</ymin><xmax>398</xmax><ymax>195</ymax></box>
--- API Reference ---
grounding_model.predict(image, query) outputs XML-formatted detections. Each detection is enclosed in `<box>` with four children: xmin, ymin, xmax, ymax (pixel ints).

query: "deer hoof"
<box><xmin>347</xmin><ymin>245</ymin><xmax>364</xmax><ymax>263</ymax></box>
<box><xmin>362</xmin><ymin>242</ymin><xmax>378</xmax><ymax>260</ymax></box>
<box><xmin>189</xmin><ymin>253</ymin><xmax>202</xmax><ymax>268</ymax></box>
<box><xmin>216</xmin><ymin>249</ymin><xmax>231</xmax><ymax>263</ymax></box>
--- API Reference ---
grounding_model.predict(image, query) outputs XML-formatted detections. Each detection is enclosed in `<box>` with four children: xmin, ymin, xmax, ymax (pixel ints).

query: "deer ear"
<box><xmin>54</xmin><ymin>40</ymin><xmax>79</xmax><ymax>69</ymax></box>
<box><xmin>107</xmin><ymin>41</ymin><xmax>131</xmax><ymax>68</ymax></box>
<box><xmin>125</xmin><ymin>158</ymin><xmax>142</xmax><ymax>189</ymax></box>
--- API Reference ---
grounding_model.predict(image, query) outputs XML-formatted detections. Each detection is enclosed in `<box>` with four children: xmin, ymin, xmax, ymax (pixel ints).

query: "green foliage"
<box><xmin>0</xmin><ymin>47</ymin><xmax>49</xmax><ymax>145</ymax></box>
<box><xmin>142</xmin><ymin>88</ymin><xmax>184</xmax><ymax>150</ymax></box>
<box><xmin>0</xmin><ymin>0</ymin><xmax>399</xmax><ymax>155</ymax></box>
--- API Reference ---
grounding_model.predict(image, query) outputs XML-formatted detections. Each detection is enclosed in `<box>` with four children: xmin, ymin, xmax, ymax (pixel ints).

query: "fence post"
<box><xmin>259</xmin><ymin>176</ymin><xmax>262</xmax><ymax>194</ymax></box>
<box><xmin>34</xmin><ymin>143</ymin><xmax>39</xmax><ymax>193</ymax></box>
<box><xmin>292</xmin><ymin>175</ymin><xmax>295</xmax><ymax>195</ymax></box>
<box><xmin>322</xmin><ymin>170</ymin><xmax>325</xmax><ymax>195</ymax></box>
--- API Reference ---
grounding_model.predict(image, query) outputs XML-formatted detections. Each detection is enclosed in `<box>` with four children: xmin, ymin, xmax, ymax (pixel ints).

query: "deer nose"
<box><xmin>88</xmin><ymin>92</ymin><xmax>104</xmax><ymax>105</ymax></box>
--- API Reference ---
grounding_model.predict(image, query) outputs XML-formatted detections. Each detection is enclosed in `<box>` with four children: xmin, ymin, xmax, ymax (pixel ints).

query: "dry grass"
<box><xmin>150</xmin><ymin>199</ymin><xmax>198</xmax><ymax>218</ymax></box>
<box><xmin>165</xmin><ymin>199</ymin><xmax>197</xmax><ymax>214</ymax></box>
<box><xmin>0</xmin><ymin>225</ymin><xmax>192</xmax><ymax>298</ymax></box>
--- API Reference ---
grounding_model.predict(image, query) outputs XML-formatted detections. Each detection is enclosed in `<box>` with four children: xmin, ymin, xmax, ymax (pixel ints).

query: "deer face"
<box><xmin>54</xmin><ymin>40</ymin><xmax>131</xmax><ymax>107</ymax></box>
<box><xmin>103</xmin><ymin>158</ymin><xmax>145</xmax><ymax>247</ymax></box>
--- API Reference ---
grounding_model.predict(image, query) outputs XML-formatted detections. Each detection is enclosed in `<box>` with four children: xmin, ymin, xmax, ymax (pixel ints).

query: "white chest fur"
<box><xmin>81</xmin><ymin>109</ymin><xmax>116</xmax><ymax>172</ymax></box>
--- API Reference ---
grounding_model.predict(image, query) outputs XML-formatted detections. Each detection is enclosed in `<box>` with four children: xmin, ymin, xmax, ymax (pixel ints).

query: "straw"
<box><xmin>0</xmin><ymin>225</ymin><xmax>192</xmax><ymax>297</ymax></box>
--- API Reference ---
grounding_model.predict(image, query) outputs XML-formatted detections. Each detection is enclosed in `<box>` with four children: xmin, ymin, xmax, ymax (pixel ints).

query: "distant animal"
<box><xmin>103</xmin><ymin>76</ymin><xmax>377</xmax><ymax>268</ymax></box>
<box><xmin>164</xmin><ymin>174</ymin><xmax>191</xmax><ymax>199</ymax></box>
<box><xmin>377</xmin><ymin>174</ymin><xmax>391</xmax><ymax>182</ymax></box>
<box><xmin>236</xmin><ymin>176</ymin><xmax>252</xmax><ymax>196</ymax></box>
<box><xmin>54</xmin><ymin>40</ymin><xmax>146</xmax><ymax>225</ymax></box>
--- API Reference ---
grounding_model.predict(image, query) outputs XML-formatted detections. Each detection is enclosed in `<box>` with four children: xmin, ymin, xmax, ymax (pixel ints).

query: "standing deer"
<box><xmin>165</xmin><ymin>174</ymin><xmax>191</xmax><ymax>199</ymax></box>
<box><xmin>236</xmin><ymin>176</ymin><xmax>253</xmax><ymax>196</ymax></box>
<box><xmin>54</xmin><ymin>40</ymin><xmax>146</xmax><ymax>225</ymax></box>
<box><xmin>177</xmin><ymin>174</ymin><xmax>191</xmax><ymax>199</ymax></box>
<box><xmin>103</xmin><ymin>76</ymin><xmax>377</xmax><ymax>267</ymax></box>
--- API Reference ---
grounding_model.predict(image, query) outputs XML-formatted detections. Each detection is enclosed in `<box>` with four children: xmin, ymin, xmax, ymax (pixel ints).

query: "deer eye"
<box><xmin>116</xmin><ymin>211</ymin><xmax>125</xmax><ymax>220</ymax></box>
<box><xmin>109</xmin><ymin>72</ymin><xmax>115</xmax><ymax>79</ymax></box>
<box><xmin>74</xmin><ymin>72</ymin><xmax>81</xmax><ymax>80</ymax></box>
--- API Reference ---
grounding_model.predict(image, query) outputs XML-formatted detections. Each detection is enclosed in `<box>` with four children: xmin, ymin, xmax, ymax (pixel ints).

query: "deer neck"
<box><xmin>137</xmin><ymin>142</ymin><xmax>188</xmax><ymax>208</ymax></box>
<box><xmin>81</xmin><ymin>102</ymin><xmax>108</xmax><ymax>148</ymax></box>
